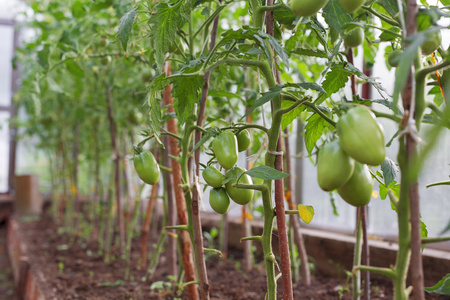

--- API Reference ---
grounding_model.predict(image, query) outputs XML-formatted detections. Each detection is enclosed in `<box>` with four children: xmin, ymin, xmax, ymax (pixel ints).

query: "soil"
<box><xmin>7</xmin><ymin>215</ymin><xmax>449</xmax><ymax>300</ymax></box>
<box><xmin>0</xmin><ymin>226</ymin><xmax>15</xmax><ymax>300</ymax></box>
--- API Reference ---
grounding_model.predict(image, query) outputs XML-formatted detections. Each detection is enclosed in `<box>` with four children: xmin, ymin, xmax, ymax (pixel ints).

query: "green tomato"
<box><xmin>339</xmin><ymin>0</ymin><xmax>365</xmax><ymax>13</ymax></box>
<box><xmin>290</xmin><ymin>0</ymin><xmax>329</xmax><ymax>17</ymax></box>
<box><xmin>236</xmin><ymin>130</ymin><xmax>251</xmax><ymax>152</ymax></box>
<box><xmin>387</xmin><ymin>50</ymin><xmax>402</xmax><ymax>68</ymax></box>
<box><xmin>337</xmin><ymin>106</ymin><xmax>385</xmax><ymax>166</ymax></box>
<box><xmin>101</xmin><ymin>56</ymin><xmax>111</xmax><ymax>66</ymax></box>
<box><xmin>225</xmin><ymin>167</ymin><xmax>254</xmax><ymax>205</ymax></box>
<box><xmin>317</xmin><ymin>140</ymin><xmax>355</xmax><ymax>191</ymax></box>
<box><xmin>337</xmin><ymin>162</ymin><xmax>373</xmax><ymax>207</ymax></box>
<box><xmin>203</xmin><ymin>166</ymin><xmax>225</xmax><ymax>188</ymax></box>
<box><xmin>98</xmin><ymin>38</ymin><xmax>108</xmax><ymax>47</ymax></box>
<box><xmin>133</xmin><ymin>151</ymin><xmax>160</xmax><ymax>185</ymax></box>
<box><xmin>209</xmin><ymin>188</ymin><xmax>230</xmax><ymax>214</ymax></box>
<box><xmin>212</xmin><ymin>131</ymin><xmax>238</xmax><ymax>170</ymax></box>
<box><xmin>421</xmin><ymin>31</ymin><xmax>442</xmax><ymax>55</ymax></box>
<box><xmin>344</xmin><ymin>28</ymin><xmax>364</xmax><ymax>48</ymax></box>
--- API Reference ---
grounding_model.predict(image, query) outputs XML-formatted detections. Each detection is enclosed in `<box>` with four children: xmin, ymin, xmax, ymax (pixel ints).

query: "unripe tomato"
<box><xmin>339</xmin><ymin>0</ymin><xmax>365</xmax><ymax>13</ymax></box>
<box><xmin>225</xmin><ymin>167</ymin><xmax>254</xmax><ymax>205</ymax></box>
<box><xmin>290</xmin><ymin>0</ymin><xmax>329</xmax><ymax>17</ymax></box>
<box><xmin>317</xmin><ymin>140</ymin><xmax>355</xmax><ymax>191</ymax></box>
<box><xmin>387</xmin><ymin>50</ymin><xmax>402</xmax><ymax>68</ymax></box>
<box><xmin>337</xmin><ymin>162</ymin><xmax>373</xmax><ymax>207</ymax></box>
<box><xmin>344</xmin><ymin>28</ymin><xmax>364</xmax><ymax>48</ymax></box>
<box><xmin>212</xmin><ymin>131</ymin><xmax>238</xmax><ymax>170</ymax></box>
<box><xmin>202</xmin><ymin>166</ymin><xmax>225</xmax><ymax>188</ymax></box>
<box><xmin>133</xmin><ymin>151</ymin><xmax>160</xmax><ymax>185</ymax></box>
<box><xmin>101</xmin><ymin>56</ymin><xmax>111</xmax><ymax>66</ymax></box>
<box><xmin>236</xmin><ymin>130</ymin><xmax>251</xmax><ymax>152</ymax></box>
<box><xmin>421</xmin><ymin>31</ymin><xmax>441</xmax><ymax>55</ymax></box>
<box><xmin>209</xmin><ymin>188</ymin><xmax>230</xmax><ymax>214</ymax></box>
<box><xmin>99</xmin><ymin>38</ymin><xmax>108</xmax><ymax>47</ymax></box>
<box><xmin>337</xmin><ymin>106</ymin><xmax>385</xmax><ymax>166</ymax></box>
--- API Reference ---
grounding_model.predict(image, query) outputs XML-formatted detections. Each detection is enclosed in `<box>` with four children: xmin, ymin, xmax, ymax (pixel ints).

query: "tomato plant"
<box><xmin>133</xmin><ymin>151</ymin><xmax>160</xmax><ymax>185</ymax></box>
<box><xmin>203</xmin><ymin>166</ymin><xmax>225</xmax><ymax>188</ymax></box>
<box><xmin>212</xmin><ymin>131</ymin><xmax>239</xmax><ymax>170</ymax></box>
<box><xmin>224</xmin><ymin>167</ymin><xmax>254</xmax><ymax>205</ymax></box>
<box><xmin>317</xmin><ymin>140</ymin><xmax>355</xmax><ymax>191</ymax></box>
<box><xmin>337</xmin><ymin>106</ymin><xmax>385</xmax><ymax>166</ymax></box>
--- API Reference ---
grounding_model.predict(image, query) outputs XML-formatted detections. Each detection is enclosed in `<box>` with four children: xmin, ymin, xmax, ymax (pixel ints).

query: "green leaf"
<box><xmin>291</xmin><ymin>48</ymin><xmax>328</xmax><ymax>58</ymax></box>
<box><xmin>322</xmin><ymin>0</ymin><xmax>352</xmax><ymax>32</ymax></box>
<box><xmin>170</xmin><ymin>75</ymin><xmax>204</xmax><ymax>125</ymax></box>
<box><xmin>149</xmin><ymin>1</ymin><xmax>191</xmax><ymax>70</ymax></box>
<box><xmin>421</xmin><ymin>220</ymin><xmax>428</xmax><ymax>239</ymax></box>
<box><xmin>90</xmin><ymin>1</ymin><xmax>113</xmax><ymax>11</ymax></box>
<box><xmin>242</xmin><ymin>86</ymin><xmax>282</xmax><ymax>119</ymax></box>
<box><xmin>117</xmin><ymin>8</ymin><xmax>136</xmax><ymax>51</ymax></box>
<box><xmin>378</xmin><ymin>0</ymin><xmax>399</xmax><ymax>17</ymax></box>
<box><xmin>273</xmin><ymin>3</ymin><xmax>298</xmax><ymax>29</ymax></box>
<box><xmin>64</xmin><ymin>60</ymin><xmax>84</xmax><ymax>78</ymax></box>
<box><xmin>298</xmin><ymin>204</ymin><xmax>315</xmax><ymax>224</ymax></box>
<box><xmin>245</xmin><ymin>165</ymin><xmax>290</xmax><ymax>180</ymax></box>
<box><xmin>37</xmin><ymin>45</ymin><xmax>50</xmax><ymax>70</ymax></box>
<box><xmin>315</xmin><ymin>63</ymin><xmax>351</xmax><ymax>105</ymax></box>
<box><xmin>425</xmin><ymin>274</ymin><xmax>450</xmax><ymax>295</ymax></box>
<box><xmin>379</xmin><ymin>181</ymin><xmax>400</xmax><ymax>201</ymax></box>
<box><xmin>304</xmin><ymin>113</ymin><xmax>329</xmax><ymax>155</ymax></box>
<box><xmin>281</xmin><ymin>100</ymin><xmax>304</xmax><ymax>130</ymax></box>
<box><xmin>381</xmin><ymin>158</ymin><xmax>398</xmax><ymax>186</ymax></box>
<box><xmin>285</xmin><ymin>82</ymin><xmax>326</xmax><ymax>93</ymax></box>
<box><xmin>379</xmin><ymin>27</ymin><xmax>400</xmax><ymax>42</ymax></box>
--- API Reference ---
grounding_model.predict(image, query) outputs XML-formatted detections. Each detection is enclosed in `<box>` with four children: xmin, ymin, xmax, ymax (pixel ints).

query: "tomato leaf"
<box><xmin>290</xmin><ymin>48</ymin><xmax>328</xmax><ymax>58</ymax></box>
<box><xmin>304</xmin><ymin>113</ymin><xmax>330</xmax><ymax>155</ymax></box>
<box><xmin>170</xmin><ymin>75</ymin><xmax>204</xmax><ymax>125</ymax></box>
<box><xmin>272</xmin><ymin>3</ymin><xmax>297</xmax><ymax>29</ymax></box>
<box><xmin>281</xmin><ymin>100</ymin><xmax>304</xmax><ymax>130</ymax></box>
<box><xmin>378</xmin><ymin>0</ymin><xmax>400</xmax><ymax>17</ymax></box>
<box><xmin>315</xmin><ymin>63</ymin><xmax>351</xmax><ymax>105</ymax></box>
<box><xmin>322</xmin><ymin>0</ymin><xmax>352</xmax><ymax>32</ymax></box>
<box><xmin>245</xmin><ymin>166</ymin><xmax>290</xmax><ymax>180</ymax></box>
<box><xmin>298</xmin><ymin>204</ymin><xmax>315</xmax><ymax>224</ymax></box>
<box><xmin>117</xmin><ymin>8</ymin><xmax>136</xmax><ymax>51</ymax></box>
<box><xmin>149</xmin><ymin>1</ymin><xmax>191</xmax><ymax>71</ymax></box>
<box><xmin>381</xmin><ymin>158</ymin><xmax>398</xmax><ymax>186</ymax></box>
<box><xmin>284</xmin><ymin>82</ymin><xmax>326</xmax><ymax>93</ymax></box>
<box><xmin>425</xmin><ymin>274</ymin><xmax>450</xmax><ymax>295</ymax></box>
<box><xmin>242</xmin><ymin>86</ymin><xmax>282</xmax><ymax>119</ymax></box>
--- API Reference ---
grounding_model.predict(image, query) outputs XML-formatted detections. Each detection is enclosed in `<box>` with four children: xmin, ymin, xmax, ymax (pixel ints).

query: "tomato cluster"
<box><xmin>317</xmin><ymin>106</ymin><xmax>385</xmax><ymax>207</ymax></box>
<box><xmin>203</xmin><ymin>130</ymin><xmax>253</xmax><ymax>214</ymax></box>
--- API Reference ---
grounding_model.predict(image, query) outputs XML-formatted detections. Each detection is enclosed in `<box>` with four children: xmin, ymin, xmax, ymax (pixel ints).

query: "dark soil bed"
<box><xmin>13</xmin><ymin>216</ymin><xmax>448</xmax><ymax>300</ymax></box>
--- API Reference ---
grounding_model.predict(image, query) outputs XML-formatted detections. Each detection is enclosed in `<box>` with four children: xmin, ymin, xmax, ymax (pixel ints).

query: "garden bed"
<box><xmin>4</xmin><ymin>213</ymin><xmax>449</xmax><ymax>299</ymax></box>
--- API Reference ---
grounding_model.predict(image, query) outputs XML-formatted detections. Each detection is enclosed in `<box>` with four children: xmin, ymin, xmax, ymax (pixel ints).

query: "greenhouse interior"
<box><xmin>0</xmin><ymin>0</ymin><xmax>449</xmax><ymax>299</ymax></box>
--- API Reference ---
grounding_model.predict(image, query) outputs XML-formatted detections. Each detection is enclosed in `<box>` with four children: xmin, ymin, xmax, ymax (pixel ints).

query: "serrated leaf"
<box><xmin>191</xmin><ymin>131</ymin><xmax>212</xmax><ymax>154</ymax></box>
<box><xmin>245</xmin><ymin>165</ymin><xmax>290</xmax><ymax>180</ymax></box>
<box><xmin>421</xmin><ymin>220</ymin><xmax>428</xmax><ymax>239</ymax></box>
<box><xmin>304</xmin><ymin>113</ymin><xmax>330</xmax><ymax>155</ymax></box>
<box><xmin>147</xmin><ymin>90</ymin><xmax>163</xmax><ymax>145</ymax></box>
<box><xmin>285</xmin><ymin>82</ymin><xmax>326</xmax><ymax>93</ymax></box>
<box><xmin>322</xmin><ymin>0</ymin><xmax>352</xmax><ymax>32</ymax></box>
<box><xmin>425</xmin><ymin>274</ymin><xmax>450</xmax><ymax>295</ymax></box>
<box><xmin>298</xmin><ymin>204</ymin><xmax>315</xmax><ymax>224</ymax></box>
<box><xmin>291</xmin><ymin>48</ymin><xmax>328</xmax><ymax>58</ymax></box>
<box><xmin>378</xmin><ymin>0</ymin><xmax>399</xmax><ymax>17</ymax></box>
<box><xmin>273</xmin><ymin>3</ymin><xmax>298</xmax><ymax>29</ymax></box>
<box><xmin>37</xmin><ymin>45</ymin><xmax>50</xmax><ymax>70</ymax></box>
<box><xmin>315</xmin><ymin>64</ymin><xmax>351</xmax><ymax>105</ymax></box>
<box><xmin>117</xmin><ymin>8</ymin><xmax>136</xmax><ymax>51</ymax></box>
<box><xmin>242</xmin><ymin>86</ymin><xmax>282</xmax><ymax>119</ymax></box>
<box><xmin>259</xmin><ymin>31</ymin><xmax>289</xmax><ymax>67</ymax></box>
<box><xmin>381</xmin><ymin>158</ymin><xmax>398</xmax><ymax>186</ymax></box>
<box><xmin>149</xmin><ymin>1</ymin><xmax>190</xmax><ymax>70</ymax></box>
<box><xmin>281</xmin><ymin>100</ymin><xmax>304</xmax><ymax>130</ymax></box>
<box><xmin>65</xmin><ymin>60</ymin><xmax>84</xmax><ymax>78</ymax></box>
<box><xmin>170</xmin><ymin>75</ymin><xmax>204</xmax><ymax>124</ymax></box>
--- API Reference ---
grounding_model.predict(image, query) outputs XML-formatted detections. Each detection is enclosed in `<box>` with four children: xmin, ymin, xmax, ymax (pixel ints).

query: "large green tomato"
<box><xmin>133</xmin><ymin>151</ymin><xmax>160</xmax><ymax>185</ymax></box>
<box><xmin>387</xmin><ymin>50</ymin><xmax>402</xmax><ymax>68</ymax></box>
<box><xmin>202</xmin><ymin>166</ymin><xmax>225</xmax><ymax>188</ymax></box>
<box><xmin>339</xmin><ymin>0</ymin><xmax>365</xmax><ymax>13</ymax></box>
<box><xmin>344</xmin><ymin>28</ymin><xmax>364</xmax><ymax>48</ymax></box>
<box><xmin>337</xmin><ymin>162</ymin><xmax>373</xmax><ymax>207</ymax></box>
<box><xmin>317</xmin><ymin>140</ymin><xmax>355</xmax><ymax>191</ymax></box>
<box><xmin>209</xmin><ymin>188</ymin><xmax>230</xmax><ymax>214</ymax></box>
<box><xmin>225</xmin><ymin>167</ymin><xmax>254</xmax><ymax>205</ymax></box>
<box><xmin>212</xmin><ymin>131</ymin><xmax>238</xmax><ymax>170</ymax></box>
<box><xmin>291</xmin><ymin>0</ymin><xmax>329</xmax><ymax>17</ymax></box>
<box><xmin>337</xmin><ymin>106</ymin><xmax>385</xmax><ymax>166</ymax></box>
<box><xmin>421</xmin><ymin>31</ymin><xmax>442</xmax><ymax>55</ymax></box>
<box><xmin>236</xmin><ymin>130</ymin><xmax>251</xmax><ymax>152</ymax></box>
